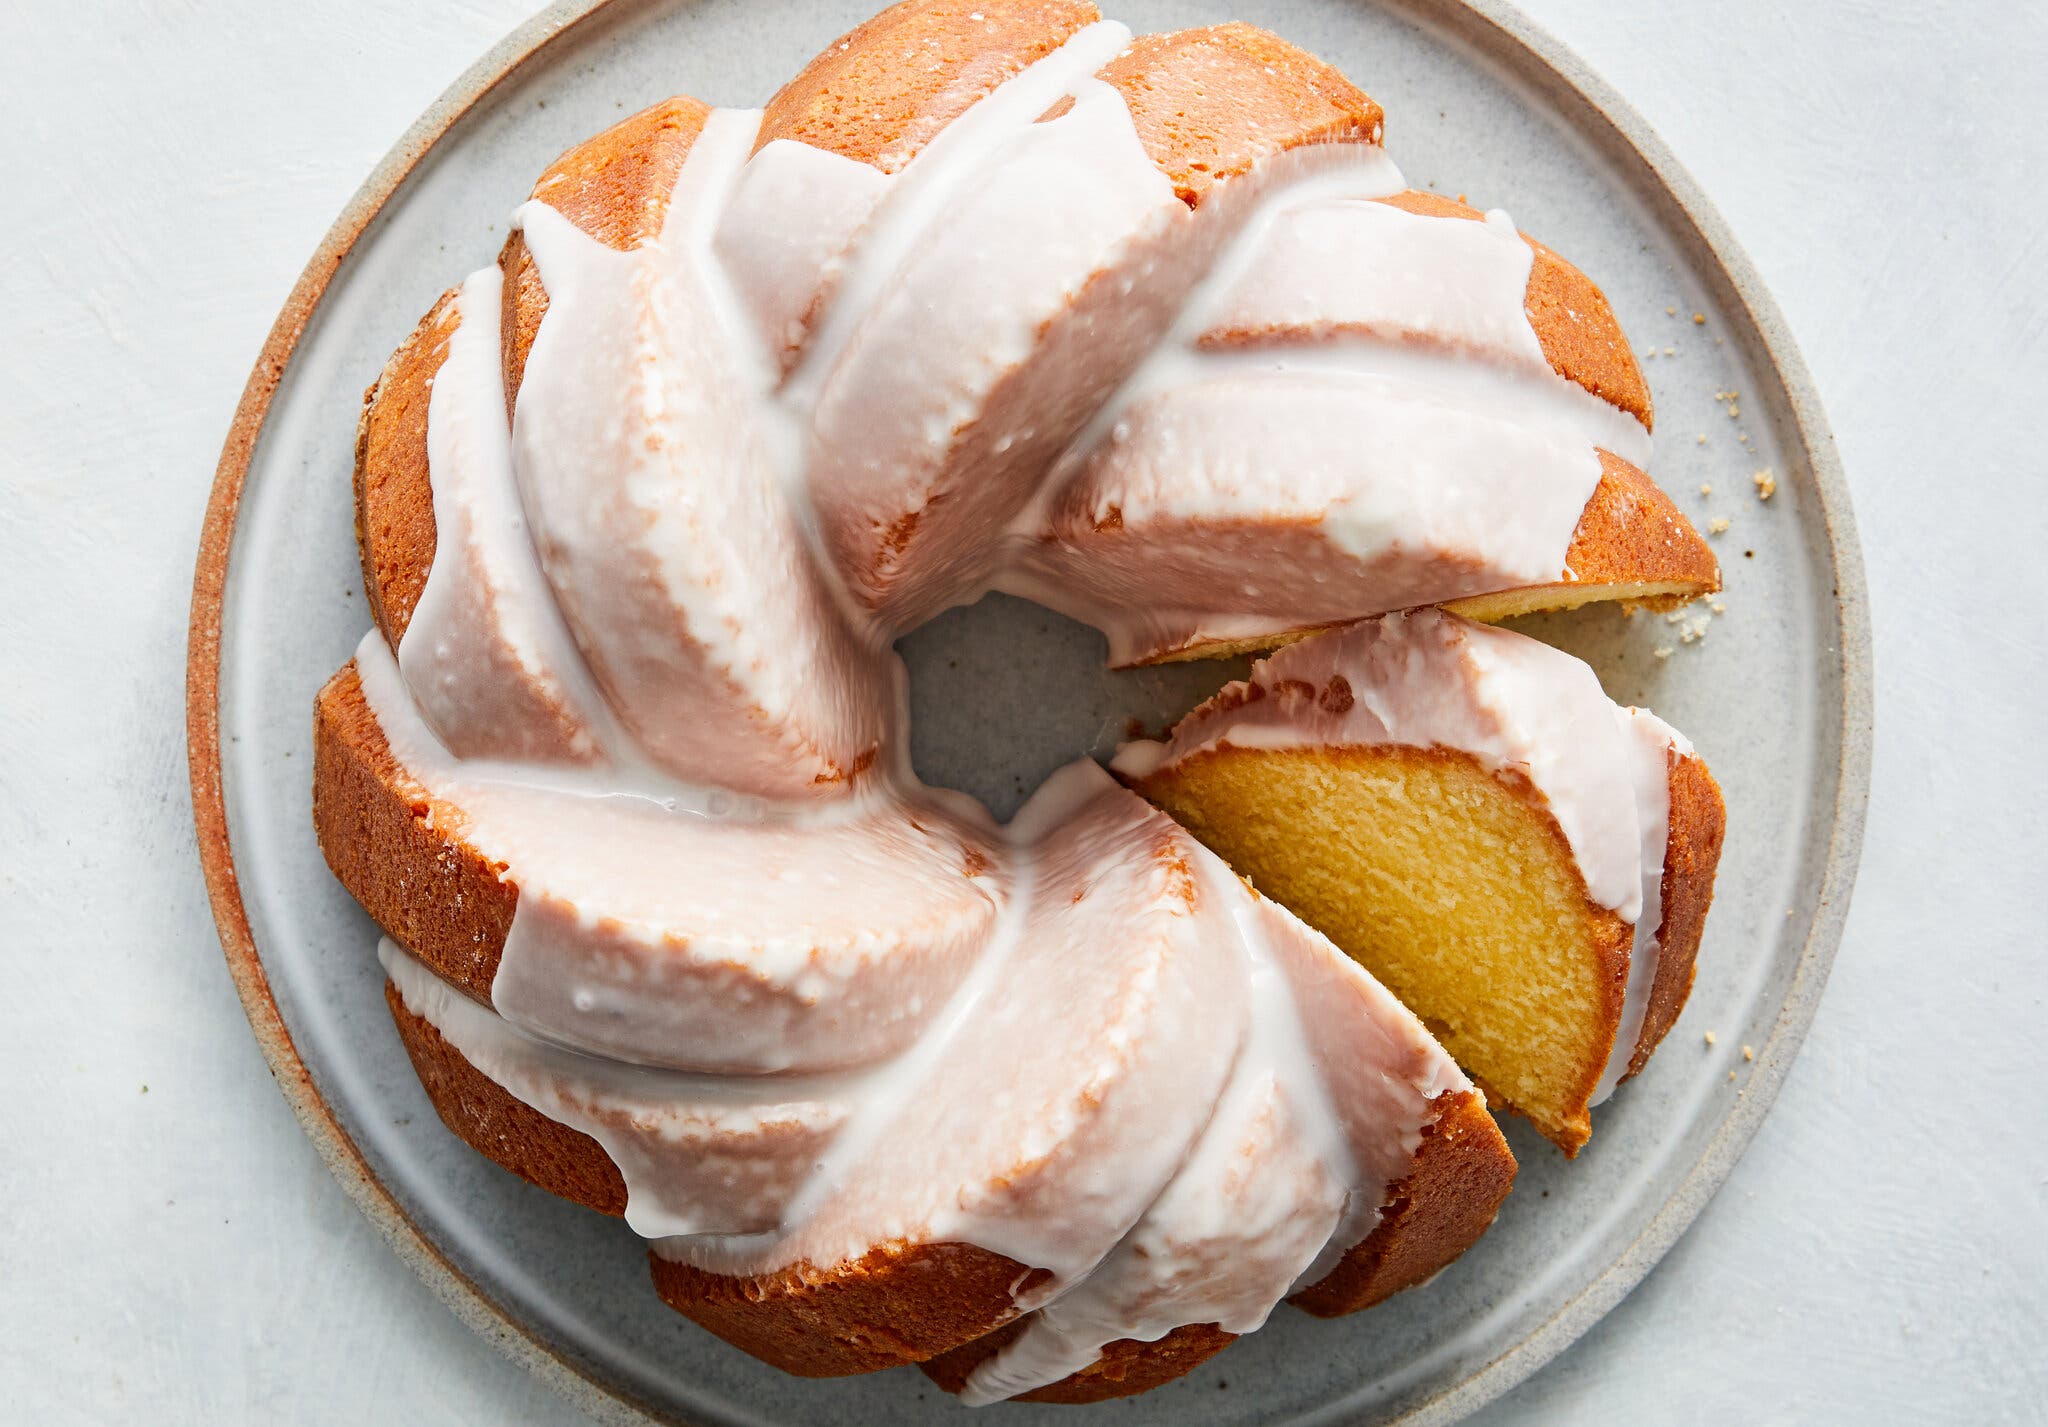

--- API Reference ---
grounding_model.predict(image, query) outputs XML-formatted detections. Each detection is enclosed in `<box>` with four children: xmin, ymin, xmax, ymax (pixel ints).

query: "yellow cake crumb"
<box><xmin>1752</xmin><ymin>468</ymin><xmax>1777</xmax><ymax>500</ymax></box>
<box><xmin>1699</xmin><ymin>483</ymin><xmax>1713</xmax><ymax>496</ymax></box>
<box><xmin>1709</xmin><ymin>517</ymin><xmax>1731</xmax><ymax>535</ymax></box>
<box><xmin>1692</xmin><ymin>312</ymin><xmax>1705</xmax><ymax>324</ymax></box>
<box><xmin>1704</xmin><ymin>1030</ymin><xmax>1717</xmax><ymax>1046</ymax></box>
<box><xmin>1742</xmin><ymin>1045</ymin><xmax>1755</xmax><ymax>1062</ymax></box>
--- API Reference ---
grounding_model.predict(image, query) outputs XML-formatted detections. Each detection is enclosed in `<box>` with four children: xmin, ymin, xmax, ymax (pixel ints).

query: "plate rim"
<box><xmin>184</xmin><ymin>2</ymin><xmax>1872</xmax><ymax>1422</ymax></box>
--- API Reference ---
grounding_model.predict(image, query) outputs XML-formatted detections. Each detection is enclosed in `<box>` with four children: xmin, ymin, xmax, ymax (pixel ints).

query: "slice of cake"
<box><xmin>1115</xmin><ymin>610</ymin><xmax>1725</xmax><ymax>1152</ymax></box>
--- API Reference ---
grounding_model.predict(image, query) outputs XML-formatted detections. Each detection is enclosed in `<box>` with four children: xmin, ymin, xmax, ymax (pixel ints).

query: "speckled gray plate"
<box><xmin>187</xmin><ymin>2</ymin><xmax>1870</xmax><ymax>1422</ymax></box>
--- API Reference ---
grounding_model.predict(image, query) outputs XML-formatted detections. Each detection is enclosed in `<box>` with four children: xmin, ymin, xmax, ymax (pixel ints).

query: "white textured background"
<box><xmin>2</xmin><ymin>1</ymin><xmax>2042</xmax><ymax>1422</ymax></box>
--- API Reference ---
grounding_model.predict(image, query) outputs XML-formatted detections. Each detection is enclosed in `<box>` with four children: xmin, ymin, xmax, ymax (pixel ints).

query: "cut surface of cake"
<box><xmin>312</xmin><ymin>0</ymin><xmax>1728</xmax><ymax>1405</ymax></box>
<box><xmin>1115</xmin><ymin>610</ymin><xmax>1726</xmax><ymax>1153</ymax></box>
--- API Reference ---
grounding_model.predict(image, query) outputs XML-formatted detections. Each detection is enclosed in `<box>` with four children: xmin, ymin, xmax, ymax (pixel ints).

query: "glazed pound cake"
<box><xmin>316</xmin><ymin>0</ymin><xmax>1721</xmax><ymax>1404</ymax></box>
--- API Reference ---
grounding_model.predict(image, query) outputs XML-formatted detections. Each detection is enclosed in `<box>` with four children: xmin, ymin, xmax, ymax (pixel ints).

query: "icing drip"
<box><xmin>1589</xmin><ymin>707</ymin><xmax>1690</xmax><ymax>1104</ymax></box>
<box><xmin>1111</xmin><ymin>610</ymin><xmax>1687</xmax><ymax>1105</ymax></box>
<box><xmin>382</xmin><ymin>938</ymin><xmax>858</xmax><ymax>1239</ymax></box>
<box><xmin>798</xmin><ymin>73</ymin><xmax>1187</xmax><ymax>628</ymax></box>
<box><xmin>352</xmin><ymin>12</ymin><xmax>1674</xmax><ymax>1398</ymax></box>
<box><xmin>399</xmin><ymin>265</ymin><xmax>612</xmax><ymax>763</ymax></box>
<box><xmin>1207</xmin><ymin>200</ymin><xmax>1550</xmax><ymax>367</ymax></box>
<box><xmin>509</xmin><ymin>111</ymin><xmax>896</xmax><ymax>800</ymax></box>
<box><xmin>712</xmin><ymin>139</ymin><xmax>889</xmax><ymax>371</ymax></box>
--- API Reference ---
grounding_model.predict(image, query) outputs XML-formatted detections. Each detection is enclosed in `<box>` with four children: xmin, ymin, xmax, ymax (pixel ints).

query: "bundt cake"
<box><xmin>1115</xmin><ymin>610</ymin><xmax>1727</xmax><ymax>1154</ymax></box>
<box><xmin>315</xmin><ymin>0</ymin><xmax>1722</xmax><ymax>1404</ymax></box>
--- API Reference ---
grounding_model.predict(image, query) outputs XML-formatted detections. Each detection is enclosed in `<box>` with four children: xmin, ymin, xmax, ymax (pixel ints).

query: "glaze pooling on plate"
<box><xmin>327</xmin><ymin>4</ymin><xmax>1725</xmax><ymax>1406</ymax></box>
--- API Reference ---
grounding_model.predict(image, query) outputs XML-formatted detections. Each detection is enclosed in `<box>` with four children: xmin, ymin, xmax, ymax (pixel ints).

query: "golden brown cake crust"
<box><xmin>1626</xmin><ymin>750</ymin><xmax>1726</xmax><ymax>1077</ymax></box>
<box><xmin>756</xmin><ymin>0</ymin><xmax>1100</xmax><ymax>170</ymax></box>
<box><xmin>1288</xmin><ymin>1088</ymin><xmax>1516</xmax><ymax>1315</ymax></box>
<box><xmin>354</xmin><ymin>288</ymin><xmax>455</xmax><ymax>646</ymax></box>
<box><xmin>385</xmin><ymin>980</ymin><xmax>628</xmax><ymax>1214</ymax></box>
<box><xmin>1564</xmin><ymin>451</ymin><xmax>1721</xmax><ymax>594</ymax></box>
<box><xmin>1378</xmin><ymin>189</ymin><xmax>1652</xmax><ymax>430</ymax></box>
<box><xmin>649</xmin><ymin>1242</ymin><xmax>1049</xmax><ymax>1379</ymax></box>
<box><xmin>314</xmin><ymin>662</ymin><xmax>512</xmax><ymax>1001</ymax></box>
<box><xmin>1100</xmin><ymin>23</ymin><xmax>1383</xmax><ymax>204</ymax></box>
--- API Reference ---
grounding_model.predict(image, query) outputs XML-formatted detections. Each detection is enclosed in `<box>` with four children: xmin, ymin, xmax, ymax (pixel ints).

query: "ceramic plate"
<box><xmin>187</xmin><ymin>1</ymin><xmax>1870</xmax><ymax>1422</ymax></box>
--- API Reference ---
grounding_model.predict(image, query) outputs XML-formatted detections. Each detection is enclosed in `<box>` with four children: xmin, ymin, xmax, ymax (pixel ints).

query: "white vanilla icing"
<box><xmin>778</xmin><ymin>21</ymin><xmax>1138</xmax><ymax>415</ymax></box>
<box><xmin>381</xmin><ymin>937</ymin><xmax>861</xmax><ymax>1239</ymax></box>
<box><xmin>798</xmin><ymin>74</ymin><xmax>1186</xmax><ymax>627</ymax></box>
<box><xmin>1209</xmin><ymin>199</ymin><xmax>1549</xmax><ymax>368</ymax></box>
<box><xmin>1111</xmin><ymin>610</ymin><xmax>1688</xmax><ymax>1103</ymax></box>
<box><xmin>508</xmin><ymin>114</ymin><xmax>896</xmax><ymax>800</ymax></box>
<box><xmin>1589</xmin><ymin>707</ymin><xmax>1691</xmax><ymax>1104</ymax></box>
<box><xmin>361</xmin><ymin>631</ymin><xmax>1001</xmax><ymax>1075</ymax></box>
<box><xmin>400</xmin><ymin>265</ymin><xmax>613</xmax><ymax>764</ymax></box>
<box><xmin>1113</xmin><ymin>609</ymin><xmax>1645</xmax><ymax>913</ymax></box>
<box><xmin>338</xmin><ymin>13</ymin><xmax>1681</xmax><ymax>1398</ymax></box>
<box><xmin>712</xmin><ymin>139</ymin><xmax>890</xmax><ymax>371</ymax></box>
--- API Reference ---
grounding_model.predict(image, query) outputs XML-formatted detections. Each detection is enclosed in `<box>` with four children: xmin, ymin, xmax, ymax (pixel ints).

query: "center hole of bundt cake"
<box><xmin>898</xmin><ymin>593</ymin><xmax>1250</xmax><ymax>821</ymax></box>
